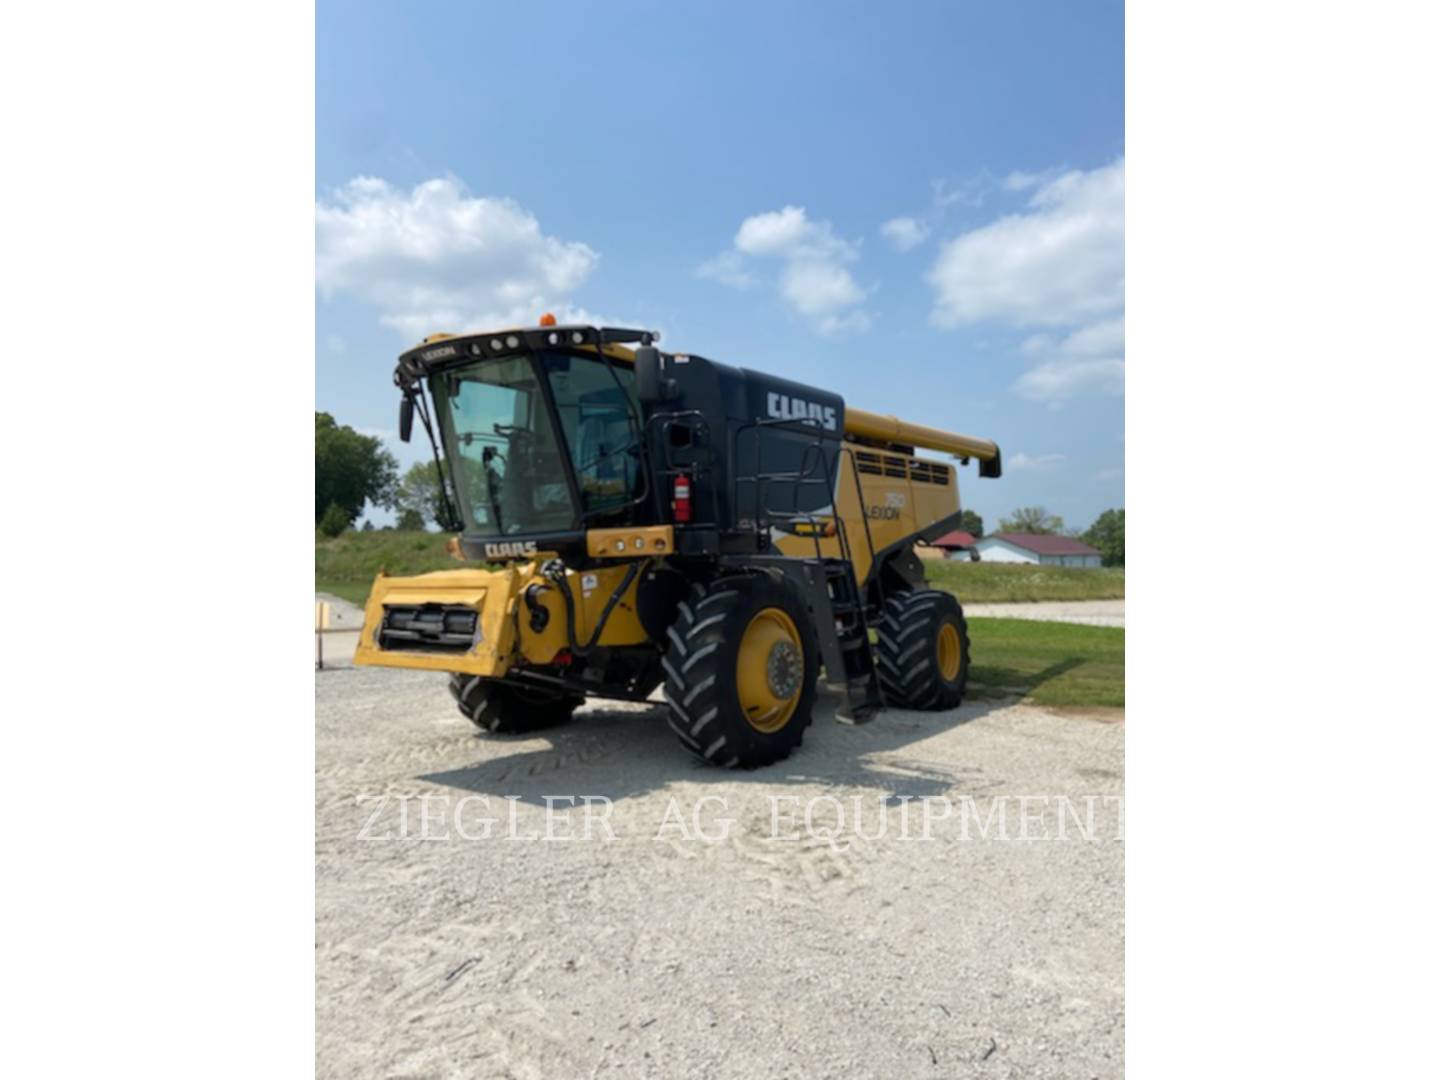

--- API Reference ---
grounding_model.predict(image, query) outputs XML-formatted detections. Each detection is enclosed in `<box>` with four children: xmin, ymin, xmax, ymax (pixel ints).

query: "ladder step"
<box><xmin>811</xmin><ymin>555</ymin><xmax>885</xmax><ymax>726</ymax></box>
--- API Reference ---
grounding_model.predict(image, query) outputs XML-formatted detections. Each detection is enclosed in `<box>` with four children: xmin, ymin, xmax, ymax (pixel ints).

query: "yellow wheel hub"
<box><xmin>937</xmin><ymin>622</ymin><xmax>963</xmax><ymax>682</ymax></box>
<box><xmin>736</xmin><ymin>607</ymin><xmax>804</xmax><ymax>733</ymax></box>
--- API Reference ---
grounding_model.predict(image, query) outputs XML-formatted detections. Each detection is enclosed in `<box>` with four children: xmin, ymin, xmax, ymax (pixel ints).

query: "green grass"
<box><xmin>316</xmin><ymin>529</ymin><xmax>458</xmax><ymax>606</ymax></box>
<box><xmin>965</xmin><ymin>617</ymin><xmax>1124</xmax><ymax>709</ymax></box>
<box><xmin>924</xmin><ymin>561</ymin><xmax>1124</xmax><ymax>603</ymax></box>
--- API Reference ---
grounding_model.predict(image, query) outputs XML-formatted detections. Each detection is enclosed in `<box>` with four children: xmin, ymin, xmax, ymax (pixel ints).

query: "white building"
<box><xmin>973</xmin><ymin>533</ymin><xmax>1103</xmax><ymax>567</ymax></box>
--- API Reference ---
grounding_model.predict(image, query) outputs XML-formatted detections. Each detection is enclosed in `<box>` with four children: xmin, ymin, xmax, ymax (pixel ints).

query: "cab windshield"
<box><xmin>432</xmin><ymin>352</ymin><xmax>643</xmax><ymax>537</ymax></box>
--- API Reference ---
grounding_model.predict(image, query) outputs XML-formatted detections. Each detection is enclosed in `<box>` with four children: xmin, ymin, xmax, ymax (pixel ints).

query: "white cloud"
<box><xmin>930</xmin><ymin>174</ymin><xmax>994</xmax><ymax>210</ymax></box>
<box><xmin>1021</xmin><ymin>316</ymin><xmax>1125</xmax><ymax>357</ymax></box>
<box><xmin>695</xmin><ymin>251</ymin><xmax>754</xmax><ymax>289</ymax></box>
<box><xmin>734</xmin><ymin>206</ymin><xmax>857</xmax><ymax>263</ymax></box>
<box><xmin>1015</xmin><ymin>316</ymin><xmax>1125</xmax><ymax>405</ymax></box>
<box><xmin>325</xmin><ymin>334</ymin><xmax>346</xmax><ymax>354</ymax></box>
<box><xmin>1057</xmin><ymin>316</ymin><xmax>1125</xmax><ymax>356</ymax></box>
<box><xmin>782</xmin><ymin>259</ymin><xmax>864</xmax><ymax>316</ymax></box>
<box><xmin>925</xmin><ymin>160</ymin><xmax>1125</xmax><ymax>406</ymax></box>
<box><xmin>1008</xmin><ymin>452</ymin><xmax>1067</xmax><ymax>472</ymax></box>
<box><xmin>1001</xmin><ymin>168</ymin><xmax>1060</xmax><ymax>192</ymax></box>
<box><xmin>316</xmin><ymin>175</ymin><xmax>599</xmax><ymax>338</ymax></box>
<box><xmin>1094</xmin><ymin>467</ymin><xmax>1123</xmax><ymax>482</ymax></box>
<box><xmin>735</xmin><ymin>207</ymin><xmax>813</xmax><ymax>257</ymax></box>
<box><xmin>928</xmin><ymin>158</ymin><xmax>1124</xmax><ymax>329</ymax></box>
<box><xmin>880</xmin><ymin>216</ymin><xmax>930</xmax><ymax>252</ymax></box>
<box><xmin>816</xmin><ymin>309</ymin><xmax>874</xmax><ymax>335</ymax></box>
<box><xmin>1014</xmin><ymin>357</ymin><xmax>1125</xmax><ymax>404</ymax></box>
<box><xmin>700</xmin><ymin>205</ymin><xmax>870</xmax><ymax>334</ymax></box>
<box><xmin>877</xmin><ymin>174</ymin><xmax>995</xmax><ymax>257</ymax></box>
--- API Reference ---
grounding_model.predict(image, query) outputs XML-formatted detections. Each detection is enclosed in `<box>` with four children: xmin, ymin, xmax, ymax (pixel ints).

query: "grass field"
<box><xmin>316</xmin><ymin>530</ymin><xmax>460</xmax><ymax>605</ymax></box>
<box><xmin>318</xmin><ymin>530</ymin><xmax>1125</xmax><ymax>607</ymax></box>
<box><xmin>923</xmin><ymin>560</ymin><xmax>1124</xmax><ymax>602</ymax></box>
<box><xmin>966</xmin><ymin>617</ymin><xmax>1124</xmax><ymax>708</ymax></box>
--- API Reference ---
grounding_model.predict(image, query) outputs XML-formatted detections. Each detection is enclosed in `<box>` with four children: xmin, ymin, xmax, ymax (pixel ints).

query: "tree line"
<box><xmin>315</xmin><ymin>412</ymin><xmax>448</xmax><ymax>536</ymax></box>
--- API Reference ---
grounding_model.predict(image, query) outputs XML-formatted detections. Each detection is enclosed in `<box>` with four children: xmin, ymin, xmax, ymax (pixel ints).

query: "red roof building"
<box><xmin>930</xmin><ymin>530</ymin><xmax>977</xmax><ymax>550</ymax></box>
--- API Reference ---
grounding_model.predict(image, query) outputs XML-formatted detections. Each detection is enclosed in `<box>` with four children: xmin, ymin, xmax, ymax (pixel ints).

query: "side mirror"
<box><xmin>634</xmin><ymin>346</ymin><xmax>677</xmax><ymax>404</ymax></box>
<box><xmin>399</xmin><ymin>396</ymin><xmax>414</xmax><ymax>443</ymax></box>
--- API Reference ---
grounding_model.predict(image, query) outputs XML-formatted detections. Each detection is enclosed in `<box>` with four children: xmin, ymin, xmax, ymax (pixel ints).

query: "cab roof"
<box><xmin>396</xmin><ymin>324</ymin><xmax>658</xmax><ymax>384</ymax></box>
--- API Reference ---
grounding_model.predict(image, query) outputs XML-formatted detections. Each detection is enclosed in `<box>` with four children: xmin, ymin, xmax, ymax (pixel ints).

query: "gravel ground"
<box><xmin>961</xmin><ymin>600</ymin><xmax>1124</xmax><ymax>628</ymax></box>
<box><xmin>316</xmin><ymin>593</ymin><xmax>367</xmax><ymax>628</ymax></box>
<box><xmin>317</xmin><ymin>663</ymin><xmax>1125</xmax><ymax>1078</ymax></box>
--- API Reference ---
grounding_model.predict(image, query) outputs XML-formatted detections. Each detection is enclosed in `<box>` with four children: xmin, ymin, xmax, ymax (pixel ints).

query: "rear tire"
<box><xmin>662</xmin><ymin>574</ymin><xmax>819</xmax><ymax>768</ymax></box>
<box><xmin>447</xmin><ymin>674</ymin><xmax>582</xmax><ymax>733</ymax></box>
<box><xmin>874</xmin><ymin>589</ymin><xmax>969</xmax><ymax>710</ymax></box>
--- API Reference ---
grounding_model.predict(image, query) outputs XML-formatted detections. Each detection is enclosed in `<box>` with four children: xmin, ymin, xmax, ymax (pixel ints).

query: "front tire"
<box><xmin>447</xmin><ymin>674</ymin><xmax>582</xmax><ymax>733</ymax></box>
<box><xmin>874</xmin><ymin>589</ymin><xmax>969</xmax><ymax>710</ymax></box>
<box><xmin>662</xmin><ymin>574</ymin><xmax>820</xmax><ymax>768</ymax></box>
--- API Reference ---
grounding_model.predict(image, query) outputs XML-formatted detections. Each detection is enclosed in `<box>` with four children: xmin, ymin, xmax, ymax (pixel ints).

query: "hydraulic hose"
<box><xmin>542</xmin><ymin>557</ymin><xmax>649</xmax><ymax>657</ymax></box>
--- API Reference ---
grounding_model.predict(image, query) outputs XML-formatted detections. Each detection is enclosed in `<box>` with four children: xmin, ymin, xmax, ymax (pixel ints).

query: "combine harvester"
<box><xmin>355</xmin><ymin>318</ymin><xmax>1001</xmax><ymax>767</ymax></box>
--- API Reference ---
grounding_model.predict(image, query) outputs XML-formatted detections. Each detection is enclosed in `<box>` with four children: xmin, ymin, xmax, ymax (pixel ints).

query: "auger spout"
<box><xmin>844</xmin><ymin>407</ymin><xmax>1000</xmax><ymax>462</ymax></box>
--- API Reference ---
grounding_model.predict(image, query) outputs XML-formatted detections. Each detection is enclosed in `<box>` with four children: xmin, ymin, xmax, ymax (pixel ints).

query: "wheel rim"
<box><xmin>937</xmin><ymin>622</ymin><xmax>963</xmax><ymax>682</ymax></box>
<box><xmin>736</xmin><ymin>607</ymin><xmax>803</xmax><ymax>733</ymax></box>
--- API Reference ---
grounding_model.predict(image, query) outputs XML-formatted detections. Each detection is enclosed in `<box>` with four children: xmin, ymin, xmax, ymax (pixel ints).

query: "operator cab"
<box><xmin>397</xmin><ymin>321</ymin><xmax>862</xmax><ymax>565</ymax></box>
<box><xmin>396</xmin><ymin>324</ymin><xmax>659</xmax><ymax>562</ymax></box>
<box><xmin>437</xmin><ymin>351</ymin><xmax>641</xmax><ymax>535</ymax></box>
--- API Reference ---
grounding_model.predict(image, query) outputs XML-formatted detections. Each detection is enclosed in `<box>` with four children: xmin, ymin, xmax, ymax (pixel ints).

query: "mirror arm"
<box><xmin>411</xmin><ymin>388</ymin><xmax>463</xmax><ymax>533</ymax></box>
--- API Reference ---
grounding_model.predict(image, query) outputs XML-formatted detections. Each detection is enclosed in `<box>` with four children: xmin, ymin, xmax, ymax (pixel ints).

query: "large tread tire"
<box><xmin>447</xmin><ymin>674</ymin><xmax>582</xmax><ymax>734</ymax></box>
<box><xmin>874</xmin><ymin>589</ymin><xmax>969</xmax><ymax>710</ymax></box>
<box><xmin>661</xmin><ymin>574</ymin><xmax>820</xmax><ymax>768</ymax></box>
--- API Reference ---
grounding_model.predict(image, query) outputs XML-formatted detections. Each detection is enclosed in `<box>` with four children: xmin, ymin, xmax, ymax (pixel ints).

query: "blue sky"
<box><xmin>317</xmin><ymin>0</ymin><xmax>1124</xmax><ymax>532</ymax></box>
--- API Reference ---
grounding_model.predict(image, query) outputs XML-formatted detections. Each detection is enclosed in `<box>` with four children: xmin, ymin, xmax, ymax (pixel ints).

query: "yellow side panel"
<box><xmin>773</xmin><ymin>442</ymin><xmax>959</xmax><ymax>583</ymax></box>
<box><xmin>515</xmin><ymin>563</ymin><xmax>650</xmax><ymax>663</ymax></box>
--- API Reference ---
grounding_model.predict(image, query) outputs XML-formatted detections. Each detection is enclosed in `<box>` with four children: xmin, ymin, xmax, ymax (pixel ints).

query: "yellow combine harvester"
<box><xmin>355</xmin><ymin>318</ymin><xmax>1001</xmax><ymax>767</ymax></box>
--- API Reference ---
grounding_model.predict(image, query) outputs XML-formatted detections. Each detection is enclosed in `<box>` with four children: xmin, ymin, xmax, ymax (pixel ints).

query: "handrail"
<box><xmin>729</xmin><ymin>417</ymin><xmax>833</xmax><ymax>540</ymax></box>
<box><xmin>727</xmin><ymin>422</ymin><xmax>883</xmax><ymax>600</ymax></box>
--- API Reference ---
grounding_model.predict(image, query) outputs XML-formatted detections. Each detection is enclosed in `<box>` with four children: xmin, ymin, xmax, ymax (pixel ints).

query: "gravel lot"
<box><xmin>317</xmin><ymin>655</ymin><xmax>1124</xmax><ymax>1079</ymax></box>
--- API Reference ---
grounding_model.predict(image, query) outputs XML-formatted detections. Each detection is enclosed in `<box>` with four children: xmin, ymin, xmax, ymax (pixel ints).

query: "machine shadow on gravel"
<box><xmin>418</xmin><ymin>686</ymin><xmax>1020</xmax><ymax>806</ymax></box>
